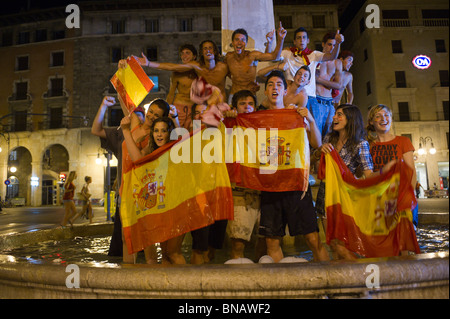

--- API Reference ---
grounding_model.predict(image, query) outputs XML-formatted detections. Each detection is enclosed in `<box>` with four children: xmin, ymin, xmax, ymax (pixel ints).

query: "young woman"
<box><xmin>314</xmin><ymin>104</ymin><xmax>376</xmax><ymax>259</ymax></box>
<box><xmin>61</xmin><ymin>171</ymin><xmax>77</xmax><ymax>227</ymax></box>
<box><xmin>366</xmin><ymin>104</ymin><xmax>417</xmax><ymax>228</ymax></box>
<box><xmin>121</xmin><ymin>116</ymin><xmax>186</xmax><ymax>265</ymax></box>
<box><xmin>70</xmin><ymin>176</ymin><xmax>93</xmax><ymax>224</ymax></box>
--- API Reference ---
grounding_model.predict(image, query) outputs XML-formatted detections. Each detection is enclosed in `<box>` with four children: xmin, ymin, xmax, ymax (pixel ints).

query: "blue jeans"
<box><xmin>307</xmin><ymin>96</ymin><xmax>335</xmax><ymax>138</ymax></box>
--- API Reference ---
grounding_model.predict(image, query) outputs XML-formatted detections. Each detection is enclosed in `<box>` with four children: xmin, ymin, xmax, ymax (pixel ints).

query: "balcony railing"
<box><xmin>383</xmin><ymin>19</ymin><xmax>411</xmax><ymax>27</ymax></box>
<box><xmin>382</xmin><ymin>18</ymin><xmax>449</xmax><ymax>28</ymax></box>
<box><xmin>423</xmin><ymin>18</ymin><xmax>449</xmax><ymax>27</ymax></box>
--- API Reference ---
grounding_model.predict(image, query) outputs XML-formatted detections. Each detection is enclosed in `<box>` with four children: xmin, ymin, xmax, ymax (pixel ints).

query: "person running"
<box><xmin>61</xmin><ymin>171</ymin><xmax>77</xmax><ymax>228</ymax></box>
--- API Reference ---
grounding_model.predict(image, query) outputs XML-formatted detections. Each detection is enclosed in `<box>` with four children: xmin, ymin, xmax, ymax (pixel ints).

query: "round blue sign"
<box><xmin>412</xmin><ymin>55</ymin><xmax>431</xmax><ymax>70</ymax></box>
<box><xmin>4</xmin><ymin>179</ymin><xmax>10</xmax><ymax>185</ymax></box>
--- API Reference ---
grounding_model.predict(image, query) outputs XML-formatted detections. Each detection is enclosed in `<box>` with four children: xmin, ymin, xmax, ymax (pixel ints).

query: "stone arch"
<box><xmin>41</xmin><ymin>144</ymin><xmax>69</xmax><ymax>205</ymax></box>
<box><xmin>7</xmin><ymin>146</ymin><xmax>32</xmax><ymax>205</ymax></box>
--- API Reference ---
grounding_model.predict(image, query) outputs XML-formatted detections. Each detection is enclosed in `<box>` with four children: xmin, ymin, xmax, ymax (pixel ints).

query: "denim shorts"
<box><xmin>307</xmin><ymin>96</ymin><xmax>335</xmax><ymax>138</ymax></box>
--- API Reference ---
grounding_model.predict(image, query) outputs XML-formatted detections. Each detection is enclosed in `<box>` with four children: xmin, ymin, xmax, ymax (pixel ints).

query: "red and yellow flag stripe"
<box><xmin>110</xmin><ymin>57</ymin><xmax>154</xmax><ymax>113</ymax></box>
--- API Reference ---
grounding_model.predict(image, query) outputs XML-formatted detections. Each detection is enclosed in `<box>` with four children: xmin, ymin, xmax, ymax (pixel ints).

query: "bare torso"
<box><xmin>168</xmin><ymin>70</ymin><xmax>197</xmax><ymax>106</ymax></box>
<box><xmin>316</xmin><ymin>60</ymin><xmax>337</xmax><ymax>98</ymax></box>
<box><xmin>225</xmin><ymin>51</ymin><xmax>260</xmax><ymax>95</ymax></box>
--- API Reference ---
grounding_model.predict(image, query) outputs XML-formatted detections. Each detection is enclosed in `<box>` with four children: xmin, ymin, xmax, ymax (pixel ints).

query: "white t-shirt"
<box><xmin>280</xmin><ymin>49</ymin><xmax>324</xmax><ymax>97</ymax></box>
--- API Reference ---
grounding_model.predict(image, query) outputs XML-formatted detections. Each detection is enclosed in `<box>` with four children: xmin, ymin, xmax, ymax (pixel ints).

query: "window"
<box><xmin>279</xmin><ymin>16</ymin><xmax>293</xmax><ymax>29</ymax></box>
<box><xmin>15</xmin><ymin>82</ymin><xmax>28</xmax><ymax>100</ymax></box>
<box><xmin>51</xmin><ymin>52</ymin><xmax>64</xmax><ymax>67</ymax></box>
<box><xmin>436</xmin><ymin>40</ymin><xmax>446</xmax><ymax>53</ymax></box>
<box><xmin>312</xmin><ymin>15</ymin><xmax>325</xmax><ymax>28</ymax></box>
<box><xmin>52</xmin><ymin>30</ymin><xmax>65</xmax><ymax>40</ymax></box>
<box><xmin>112</xmin><ymin>20</ymin><xmax>126</xmax><ymax>34</ymax></box>
<box><xmin>146</xmin><ymin>47</ymin><xmax>158</xmax><ymax>61</ymax></box>
<box><xmin>14</xmin><ymin>110</ymin><xmax>28</xmax><ymax>131</ymax></box>
<box><xmin>2</xmin><ymin>31</ymin><xmax>13</xmax><ymax>46</ymax></box>
<box><xmin>395</xmin><ymin>71</ymin><xmax>407</xmax><ymax>88</ymax></box>
<box><xmin>439</xmin><ymin>70</ymin><xmax>449</xmax><ymax>87</ymax></box>
<box><xmin>366</xmin><ymin>81</ymin><xmax>371</xmax><ymax>95</ymax></box>
<box><xmin>50</xmin><ymin>78</ymin><xmax>64</xmax><ymax>97</ymax></box>
<box><xmin>212</xmin><ymin>17</ymin><xmax>221</xmax><ymax>31</ymax></box>
<box><xmin>364</xmin><ymin>49</ymin><xmax>368</xmax><ymax>61</ymax></box>
<box><xmin>398</xmin><ymin>102</ymin><xmax>410</xmax><ymax>121</ymax></box>
<box><xmin>382</xmin><ymin>10</ymin><xmax>409</xmax><ymax>19</ymax></box>
<box><xmin>422</xmin><ymin>9</ymin><xmax>449</xmax><ymax>19</ymax></box>
<box><xmin>149</xmin><ymin>75</ymin><xmax>159</xmax><ymax>92</ymax></box>
<box><xmin>179</xmin><ymin>18</ymin><xmax>193</xmax><ymax>32</ymax></box>
<box><xmin>391</xmin><ymin>40</ymin><xmax>403</xmax><ymax>54</ymax></box>
<box><xmin>443</xmin><ymin>101</ymin><xmax>449</xmax><ymax>120</ymax></box>
<box><xmin>111</xmin><ymin>47</ymin><xmax>123</xmax><ymax>63</ymax></box>
<box><xmin>49</xmin><ymin>107</ymin><xmax>63</xmax><ymax>129</ymax></box>
<box><xmin>18</xmin><ymin>31</ymin><xmax>30</xmax><ymax>44</ymax></box>
<box><xmin>146</xmin><ymin>19</ymin><xmax>159</xmax><ymax>33</ymax></box>
<box><xmin>359</xmin><ymin>18</ymin><xmax>365</xmax><ymax>34</ymax></box>
<box><xmin>35</xmin><ymin>29</ymin><xmax>47</xmax><ymax>42</ymax></box>
<box><xmin>16</xmin><ymin>56</ymin><xmax>29</xmax><ymax>71</ymax></box>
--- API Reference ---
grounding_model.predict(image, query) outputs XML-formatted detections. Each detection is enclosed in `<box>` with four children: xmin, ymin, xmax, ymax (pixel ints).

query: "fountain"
<box><xmin>0</xmin><ymin>217</ymin><xmax>448</xmax><ymax>299</ymax></box>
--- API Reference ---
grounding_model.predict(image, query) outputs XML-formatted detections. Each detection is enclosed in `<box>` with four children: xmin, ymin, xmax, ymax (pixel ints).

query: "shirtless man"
<box><xmin>224</xmin><ymin>22</ymin><xmax>287</xmax><ymax>99</ymax></box>
<box><xmin>166</xmin><ymin>44</ymin><xmax>198</xmax><ymax>128</ymax></box>
<box><xmin>134</xmin><ymin>40</ymin><xmax>228</xmax><ymax>99</ymax></box>
<box><xmin>315</xmin><ymin>32</ymin><xmax>342</xmax><ymax>137</ymax></box>
<box><xmin>284</xmin><ymin>66</ymin><xmax>311</xmax><ymax>109</ymax></box>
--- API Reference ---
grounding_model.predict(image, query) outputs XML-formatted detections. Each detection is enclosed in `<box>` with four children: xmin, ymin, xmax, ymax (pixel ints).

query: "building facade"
<box><xmin>0</xmin><ymin>0</ymin><xmax>340</xmax><ymax>206</ymax></box>
<box><xmin>343</xmin><ymin>0</ymin><xmax>449</xmax><ymax>193</ymax></box>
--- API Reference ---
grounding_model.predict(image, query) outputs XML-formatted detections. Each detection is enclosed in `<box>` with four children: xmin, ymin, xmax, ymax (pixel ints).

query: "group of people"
<box><xmin>60</xmin><ymin>172</ymin><xmax>93</xmax><ymax>227</ymax></box>
<box><xmin>90</xmin><ymin>23</ymin><xmax>417</xmax><ymax>264</ymax></box>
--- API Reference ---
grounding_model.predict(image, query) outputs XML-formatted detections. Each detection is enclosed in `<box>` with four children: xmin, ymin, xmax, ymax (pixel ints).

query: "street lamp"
<box><xmin>418</xmin><ymin>136</ymin><xmax>436</xmax><ymax>155</ymax></box>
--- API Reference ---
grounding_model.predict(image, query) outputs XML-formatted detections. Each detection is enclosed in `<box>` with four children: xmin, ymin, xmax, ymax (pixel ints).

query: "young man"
<box><xmin>258</xmin><ymin>70</ymin><xmax>329</xmax><ymax>262</ymax></box>
<box><xmin>284</xmin><ymin>65</ymin><xmax>311</xmax><ymax>109</ymax></box>
<box><xmin>166</xmin><ymin>44</ymin><xmax>198</xmax><ymax>128</ymax></box>
<box><xmin>223</xmin><ymin>90</ymin><xmax>263</xmax><ymax>260</ymax></box>
<box><xmin>224</xmin><ymin>23</ymin><xmax>287</xmax><ymax>99</ymax></box>
<box><xmin>315</xmin><ymin>32</ymin><xmax>342</xmax><ymax>137</ymax></box>
<box><xmin>134</xmin><ymin>40</ymin><xmax>229</xmax><ymax>99</ymax></box>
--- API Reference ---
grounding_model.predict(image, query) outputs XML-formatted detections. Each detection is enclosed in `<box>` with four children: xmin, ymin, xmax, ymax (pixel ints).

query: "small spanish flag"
<box><xmin>110</xmin><ymin>57</ymin><xmax>154</xmax><ymax>113</ymax></box>
<box><xmin>319</xmin><ymin>150</ymin><xmax>420</xmax><ymax>258</ymax></box>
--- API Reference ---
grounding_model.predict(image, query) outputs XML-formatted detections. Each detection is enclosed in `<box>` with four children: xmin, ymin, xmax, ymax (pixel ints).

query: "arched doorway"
<box><xmin>42</xmin><ymin>144</ymin><xmax>69</xmax><ymax>205</ymax></box>
<box><xmin>7</xmin><ymin>146</ymin><xmax>32</xmax><ymax>204</ymax></box>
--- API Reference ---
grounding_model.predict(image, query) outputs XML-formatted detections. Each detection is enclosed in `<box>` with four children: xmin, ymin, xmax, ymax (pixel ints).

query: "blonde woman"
<box><xmin>366</xmin><ymin>104</ymin><xmax>417</xmax><ymax>227</ymax></box>
<box><xmin>61</xmin><ymin>171</ymin><xmax>77</xmax><ymax>227</ymax></box>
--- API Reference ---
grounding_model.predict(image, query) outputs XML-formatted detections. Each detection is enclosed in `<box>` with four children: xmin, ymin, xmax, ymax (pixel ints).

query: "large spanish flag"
<box><xmin>120</xmin><ymin>127</ymin><xmax>234</xmax><ymax>254</ymax></box>
<box><xmin>223</xmin><ymin>109</ymin><xmax>310</xmax><ymax>192</ymax></box>
<box><xmin>319</xmin><ymin>150</ymin><xmax>420</xmax><ymax>257</ymax></box>
<box><xmin>110</xmin><ymin>57</ymin><xmax>154</xmax><ymax>113</ymax></box>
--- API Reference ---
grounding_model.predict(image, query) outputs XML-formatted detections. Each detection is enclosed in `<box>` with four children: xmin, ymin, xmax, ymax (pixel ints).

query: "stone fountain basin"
<box><xmin>0</xmin><ymin>223</ymin><xmax>448</xmax><ymax>299</ymax></box>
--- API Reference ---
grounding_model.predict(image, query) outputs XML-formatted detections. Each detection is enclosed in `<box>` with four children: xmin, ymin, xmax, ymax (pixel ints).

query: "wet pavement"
<box><xmin>0</xmin><ymin>205</ymin><xmax>112</xmax><ymax>236</ymax></box>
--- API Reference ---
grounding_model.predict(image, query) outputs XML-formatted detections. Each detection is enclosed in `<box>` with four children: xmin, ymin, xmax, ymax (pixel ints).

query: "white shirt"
<box><xmin>280</xmin><ymin>49</ymin><xmax>324</xmax><ymax>98</ymax></box>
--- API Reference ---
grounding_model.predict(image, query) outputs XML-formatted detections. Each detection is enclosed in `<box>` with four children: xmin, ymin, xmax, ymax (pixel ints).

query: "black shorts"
<box><xmin>191</xmin><ymin>219</ymin><xmax>228</xmax><ymax>251</ymax></box>
<box><xmin>258</xmin><ymin>188</ymin><xmax>318</xmax><ymax>237</ymax></box>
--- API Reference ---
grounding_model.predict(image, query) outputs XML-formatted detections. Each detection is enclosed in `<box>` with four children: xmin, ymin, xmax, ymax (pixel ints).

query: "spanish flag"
<box><xmin>110</xmin><ymin>57</ymin><xmax>154</xmax><ymax>113</ymax></box>
<box><xmin>223</xmin><ymin>109</ymin><xmax>310</xmax><ymax>192</ymax></box>
<box><xmin>120</xmin><ymin>128</ymin><xmax>233</xmax><ymax>254</ymax></box>
<box><xmin>319</xmin><ymin>150</ymin><xmax>420</xmax><ymax>257</ymax></box>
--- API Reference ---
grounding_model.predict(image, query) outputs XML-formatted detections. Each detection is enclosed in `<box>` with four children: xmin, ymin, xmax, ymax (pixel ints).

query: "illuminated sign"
<box><xmin>412</xmin><ymin>55</ymin><xmax>431</xmax><ymax>70</ymax></box>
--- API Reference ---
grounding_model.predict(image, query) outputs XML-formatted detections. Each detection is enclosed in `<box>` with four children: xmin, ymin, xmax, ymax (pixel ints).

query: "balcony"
<box><xmin>382</xmin><ymin>18</ymin><xmax>449</xmax><ymax>28</ymax></box>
